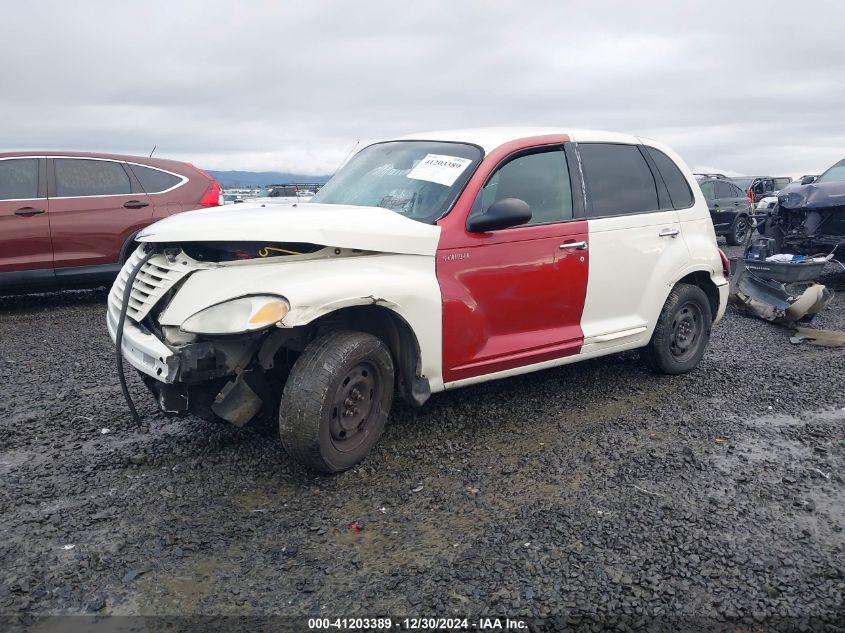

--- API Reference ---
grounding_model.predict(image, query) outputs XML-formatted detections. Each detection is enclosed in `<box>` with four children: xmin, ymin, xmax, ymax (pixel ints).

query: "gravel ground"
<box><xmin>1</xmin><ymin>244</ymin><xmax>843</xmax><ymax>630</ymax></box>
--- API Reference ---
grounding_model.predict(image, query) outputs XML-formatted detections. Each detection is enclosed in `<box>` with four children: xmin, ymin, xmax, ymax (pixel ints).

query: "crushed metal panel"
<box><xmin>791</xmin><ymin>327</ymin><xmax>845</xmax><ymax>348</ymax></box>
<box><xmin>212</xmin><ymin>372</ymin><xmax>263</xmax><ymax>426</ymax></box>
<box><xmin>729</xmin><ymin>259</ymin><xmax>833</xmax><ymax>324</ymax></box>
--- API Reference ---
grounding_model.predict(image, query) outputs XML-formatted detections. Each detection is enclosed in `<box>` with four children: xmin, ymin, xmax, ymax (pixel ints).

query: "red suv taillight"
<box><xmin>747</xmin><ymin>191</ymin><xmax>754</xmax><ymax>204</ymax></box>
<box><xmin>718</xmin><ymin>248</ymin><xmax>731</xmax><ymax>277</ymax></box>
<box><xmin>188</xmin><ymin>163</ymin><xmax>222</xmax><ymax>207</ymax></box>
<box><xmin>199</xmin><ymin>180</ymin><xmax>222</xmax><ymax>207</ymax></box>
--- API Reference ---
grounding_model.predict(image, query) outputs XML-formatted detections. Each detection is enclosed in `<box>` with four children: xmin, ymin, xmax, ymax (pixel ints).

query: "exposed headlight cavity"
<box><xmin>180</xmin><ymin>296</ymin><xmax>290</xmax><ymax>335</ymax></box>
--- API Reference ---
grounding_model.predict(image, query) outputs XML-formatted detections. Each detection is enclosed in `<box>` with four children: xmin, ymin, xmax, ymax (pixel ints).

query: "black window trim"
<box><xmin>465</xmin><ymin>143</ymin><xmax>584</xmax><ymax>232</ymax></box>
<box><xmin>0</xmin><ymin>156</ymin><xmax>46</xmax><ymax>201</ymax></box>
<box><xmin>575</xmin><ymin>141</ymin><xmax>673</xmax><ymax>220</ymax></box>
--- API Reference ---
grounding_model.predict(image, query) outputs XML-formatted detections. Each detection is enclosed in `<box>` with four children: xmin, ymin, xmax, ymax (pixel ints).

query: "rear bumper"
<box><xmin>715</xmin><ymin>280</ymin><xmax>729</xmax><ymax>324</ymax></box>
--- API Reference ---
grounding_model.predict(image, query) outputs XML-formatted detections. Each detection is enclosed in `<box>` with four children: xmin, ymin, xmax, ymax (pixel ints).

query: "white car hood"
<box><xmin>136</xmin><ymin>202</ymin><xmax>441</xmax><ymax>256</ymax></box>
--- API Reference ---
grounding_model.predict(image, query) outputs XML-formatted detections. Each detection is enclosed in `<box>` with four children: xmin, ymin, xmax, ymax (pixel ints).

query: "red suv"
<box><xmin>0</xmin><ymin>152</ymin><xmax>221</xmax><ymax>291</ymax></box>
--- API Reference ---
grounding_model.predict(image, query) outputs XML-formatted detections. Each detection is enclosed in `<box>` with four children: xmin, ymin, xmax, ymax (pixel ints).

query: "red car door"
<box><xmin>47</xmin><ymin>157</ymin><xmax>152</xmax><ymax>271</ymax></box>
<box><xmin>0</xmin><ymin>157</ymin><xmax>53</xmax><ymax>279</ymax></box>
<box><xmin>436</xmin><ymin>139</ymin><xmax>589</xmax><ymax>384</ymax></box>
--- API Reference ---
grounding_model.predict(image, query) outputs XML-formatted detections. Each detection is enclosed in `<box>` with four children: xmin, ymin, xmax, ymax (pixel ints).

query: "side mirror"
<box><xmin>800</xmin><ymin>176</ymin><xmax>816</xmax><ymax>185</ymax></box>
<box><xmin>466</xmin><ymin>198</ymin><xmax>531</xmax><ymax>233</ymax></box>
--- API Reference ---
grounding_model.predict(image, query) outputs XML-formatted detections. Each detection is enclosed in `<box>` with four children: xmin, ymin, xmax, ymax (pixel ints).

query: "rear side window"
<box><xmin>473</xmin><ymin>149</ymin><xmax>572</xmax><ymax>225</ymax></box>
<box><xmin>730</xmin><ymin>183</ymin><xmax>746</xmax><ymax>198</ymax></box>
<box><xmin>54</xmin><ymin>159</ymin><xmax>131</xmax><ymax>197</ymax></box>
<box><xmin>130</xmin><ymin>164</ymin><xmax>182</xmax><ymax>193</ymax></box>
<box><xmin>714</xmin><ymin>181</ymin><xmax>734</xmax><ymax>198</ymax></box>
<box><xmin>645</xmin><ymin>147</ymin><xmax>693</xmax><ymax>209</ymax></box>
<box><xmin>0</xmin><ymin>158</ymin><xmax>38</xmax><ymax>200</ymax></box>
<box><xmin>578</xmin><ymin>143</ymin><xmax>659</xmax><ymax>217</ymax></box>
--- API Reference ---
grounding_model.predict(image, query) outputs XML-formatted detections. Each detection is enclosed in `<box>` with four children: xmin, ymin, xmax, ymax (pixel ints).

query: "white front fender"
<box><xmin>157</xmin><ymin>254</ymin><xmax>445</xmax><ymax>392</ymax></box>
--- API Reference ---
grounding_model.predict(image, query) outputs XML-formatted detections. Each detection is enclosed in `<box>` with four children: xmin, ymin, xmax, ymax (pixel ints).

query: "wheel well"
<box><xmin>297</xmin><ymin>305</ymin><xmax>430</xmax><ymax>406</ymax></box>
<box><xmin>676</xmin><ymin>271</ymin><xmax>719</xmax><ymax>320</ymax></box>
<box><xmin>119</xmin><ymin>230</ymin><xmax>142</xmax><ymax>265</ymax></box>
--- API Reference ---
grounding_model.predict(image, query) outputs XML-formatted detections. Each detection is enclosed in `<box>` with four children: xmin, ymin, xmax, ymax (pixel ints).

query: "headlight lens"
<box><xmin>181</xmin><ymin>295</ymin><xmax>289</xmax><ymax>335</ymax></box>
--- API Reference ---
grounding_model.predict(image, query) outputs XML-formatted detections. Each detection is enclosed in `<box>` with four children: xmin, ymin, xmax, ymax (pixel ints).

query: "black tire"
<box><xmin>279</xmin><ymin>331</ymin><xmax>394</xmax><ymax>473</ymax></box>
<box><xmin>642</xmin><ymin>283</ymin><xmax>712</xmax><ymax>375</ymax></box>
<box><xmin>726</xmin><ymin>214</ymin><xmax>750</xmax><ymax>246</ymax></box>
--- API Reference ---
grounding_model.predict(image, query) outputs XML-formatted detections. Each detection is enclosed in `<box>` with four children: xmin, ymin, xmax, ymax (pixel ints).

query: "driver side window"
<box><xmin>472</xmin><ymin>149</ymin><xmax>572</xmax><ymax>225</ymax></box>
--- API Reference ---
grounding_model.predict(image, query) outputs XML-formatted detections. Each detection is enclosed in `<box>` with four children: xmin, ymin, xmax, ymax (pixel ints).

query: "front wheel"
<box><xmin>642</xmin><ymin>283</ymin><xmax>712</xmax><ymax>375</ymax></box>
<box><xmin>279</xmin><ymin>331</ymin><xmax>394</xmax><ymax>473</ymax></box>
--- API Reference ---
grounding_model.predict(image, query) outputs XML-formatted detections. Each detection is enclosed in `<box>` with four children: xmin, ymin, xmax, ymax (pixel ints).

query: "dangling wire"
<box><xmin>115</xmin><ymin>246</ymin><xmax>155</xmax><ymax>424</ymax></box>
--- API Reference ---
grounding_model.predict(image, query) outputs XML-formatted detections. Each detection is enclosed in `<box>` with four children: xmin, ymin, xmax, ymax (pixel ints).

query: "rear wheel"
<box><xmin>726</xmin><ymin>214</ymin><xmax>750</xmax><ymax>246</ymax></box>
<box><xmin>279</xmin><ymin>331</ymin><xmax>393</xmax><ymax>473</ymax></box>
<box><xmin>642</xmin><ymin>283</ymin><xmax>712</xmax><ymax>375</ymax></box>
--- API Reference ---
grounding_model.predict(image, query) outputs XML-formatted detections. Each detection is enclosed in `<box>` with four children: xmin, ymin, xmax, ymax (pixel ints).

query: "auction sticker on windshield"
<box><xmin>406</xmin><ymin>154</ymin><xmax>472</xmax><ymax>187</ymax></box>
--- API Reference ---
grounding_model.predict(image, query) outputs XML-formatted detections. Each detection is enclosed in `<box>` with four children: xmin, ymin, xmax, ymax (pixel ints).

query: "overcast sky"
<box><xmin>2</xmin><ymin>1</ymin><xmax>843</xmax><ymax>177</ymax></box>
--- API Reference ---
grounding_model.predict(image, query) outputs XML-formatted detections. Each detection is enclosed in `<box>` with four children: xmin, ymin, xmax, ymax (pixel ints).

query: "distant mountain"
<box><xmin>205</xmin><ymin>170</ymin><xmax>331</xmax><ymax>188</ymax></box>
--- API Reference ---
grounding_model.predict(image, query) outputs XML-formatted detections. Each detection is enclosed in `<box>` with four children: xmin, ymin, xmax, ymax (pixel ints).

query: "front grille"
<box><xmin>108</xmin><ymin>247</ymin><xmax>197</xmax><ymax>326</ymax></box>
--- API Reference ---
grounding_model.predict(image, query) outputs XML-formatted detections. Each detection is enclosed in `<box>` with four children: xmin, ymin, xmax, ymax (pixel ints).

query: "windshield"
<box><xmin>310</xmin><ymin>141</ymin><xmax>482</xmax><ymax>223</ymax></box>
<box><xmin>817</xmin><ymin>159</ymin><xmax>845</xmax><ymax>184</ymax></box>
<box><xmin>730</xmin><ymin>177</ymin><xmax>755</xmax><ymax>190</ymax></box>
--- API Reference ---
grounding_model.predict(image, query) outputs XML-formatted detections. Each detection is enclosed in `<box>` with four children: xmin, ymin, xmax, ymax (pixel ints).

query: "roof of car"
<box><xmin>700</xmin><ymin>177</ymin><xmax>740</xmax><ymax>186</ymax></box>
<box><xmin>398</xmin><ymin>127</ymin><xmax>643</xmax><ymax>153</ymax></box>
<box><xmin>0</xmin><ymin>150</ymin><xmax>189</xmax><ymax>171</ymax></box>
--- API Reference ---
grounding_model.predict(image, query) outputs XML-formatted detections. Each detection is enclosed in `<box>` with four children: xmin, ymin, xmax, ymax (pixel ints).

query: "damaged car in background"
<box><xmin>758</xmin><ymin>158</ymin><xmax>845</xmax><ymax>255</ymax></box>
<box><xmin>109</xmin><ymin>128</ymin><xmax>729</xmax><ymax>473</ymax></box>
<box><xmin>730</xmin><ymin>158</ymin><xmax>845</xmax><ymax>329</ymax></box>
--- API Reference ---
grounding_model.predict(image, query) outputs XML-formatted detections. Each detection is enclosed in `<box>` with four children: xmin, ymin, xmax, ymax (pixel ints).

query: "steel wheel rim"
<box><xmin>735</xmin><ymin>218</ymin><xmax>748</xmax><ymax>242</ymax></box>
<box><xmin>670</xmin><ymin>302</ymin><xmax>703</xmax><ymax>361</ymax></box>
<box><xmin>329</xmin><ymin>362</ymin><xmax>380</xmax><ymax>453</ymax></box>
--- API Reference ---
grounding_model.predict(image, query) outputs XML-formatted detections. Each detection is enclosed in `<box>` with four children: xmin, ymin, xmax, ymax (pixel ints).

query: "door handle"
<box><xmin>14</xmin><ymin>207</ymin><xmax>45</xmax><ymax>217</ymax></box>
<box><xmin>124</xmin><ymin>200</ymin><xmax>150</xmax><ymax>209</ymax></box>
<box><xmin>659</xmin><ymin>228</ymin><xmax>680</xmax><ymax>238</ymax></box>
<box><xmin>559</xmin><ymin>241</ymin><xmax>588</xmax><ymax>250</ymax></box>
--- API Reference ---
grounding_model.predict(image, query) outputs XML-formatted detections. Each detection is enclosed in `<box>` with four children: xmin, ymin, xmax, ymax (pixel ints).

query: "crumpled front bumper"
<box><xmin>108</xmin><ymin>304</ymin><xmax>266</xmax><ymax>387</ymax></box>
<box><xmin>106</xmin><ymin>307</ymin><xmax>179</xmax><ymax>383</ymax></box>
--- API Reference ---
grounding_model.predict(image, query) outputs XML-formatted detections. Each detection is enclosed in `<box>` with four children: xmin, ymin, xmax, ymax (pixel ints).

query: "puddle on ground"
<box><xmin>711</xmin><ymin>407</ymin><xmax>844</xmax><ymax>546</ymax></box>
<box><xmin>134</xmin><ymin>559</ymin><xmax>219</xmax><ymax>614</ymax></box>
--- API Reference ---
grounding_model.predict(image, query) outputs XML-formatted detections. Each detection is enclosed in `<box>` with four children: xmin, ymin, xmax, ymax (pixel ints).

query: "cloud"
<box><xmin>1</xmin><ymin>0</ymin><xmax>843</xmax><ymax>175</ymax></box>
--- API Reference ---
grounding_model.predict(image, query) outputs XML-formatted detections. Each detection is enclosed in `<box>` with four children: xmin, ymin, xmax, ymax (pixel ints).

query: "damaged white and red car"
<box><xmin>108</xmin><ymin>128</ymin><xmax>729</xmax><ymax>472</ymax></box>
